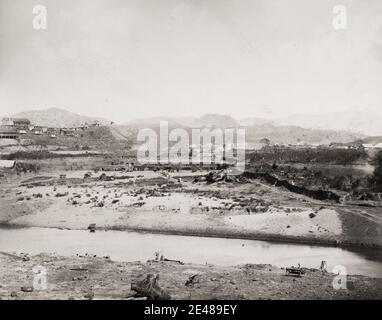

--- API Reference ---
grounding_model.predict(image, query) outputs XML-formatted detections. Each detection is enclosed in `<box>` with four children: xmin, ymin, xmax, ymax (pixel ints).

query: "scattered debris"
<box><xmin>21</xmin><ymin>286</ymin><xmax>34</xmax><ymax>292</ymax></box>
<box><xmin>88</xmin><ymin>224</ymin><xmax>96</xmax><ymax>233</ymax></box>
<box><xmin>194</xmin><ymin>170</ymin><xmax>242</xmax><ymax>184</ymax></box>
<box><xmin>55</xmin><ymin>192</ymin><xmax>69</xmax><ymax>197</ymax></box>
<box><xmin>185</xmin><ymin>274</ymin><xmax>199</xmax><ymax>287</ymax></box>
<box><xmin>286</xmin><ymin>266</ymin><xmax>305</xmax><ymax>277</ymax></box>
<box><xmin>83</xmin><ymin>292</ymin><xmax>94</xmax><ymax>300</ymax></box>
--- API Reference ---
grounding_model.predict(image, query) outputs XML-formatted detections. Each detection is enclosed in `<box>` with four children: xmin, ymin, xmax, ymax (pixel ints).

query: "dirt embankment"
<box><xmin>1</xmin><ymin>170</ymin><xmax>381</xmax><ymax>248</ymax></box>
<box><xmin>243</xmin><ymin>171</ymin><xmax>341</xmax><ymax>202</ymax></box>
<box><xmin>1</xmin><ymin>253</ymin><xmax>381</xmax><ymax>300</ymax></box>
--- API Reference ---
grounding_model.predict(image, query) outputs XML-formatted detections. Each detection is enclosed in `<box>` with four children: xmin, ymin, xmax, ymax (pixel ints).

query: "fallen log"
<box><xmin>131</xmin><ymin>274</ymin><xmax>171</xmax><ymax>300</ymax></box>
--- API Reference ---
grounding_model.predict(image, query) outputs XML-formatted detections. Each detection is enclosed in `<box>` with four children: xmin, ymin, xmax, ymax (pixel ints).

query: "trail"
<box><xmin>108</xmin><ymin>126</ymin><xmax>130</xmax><ymax>141</ymax></box>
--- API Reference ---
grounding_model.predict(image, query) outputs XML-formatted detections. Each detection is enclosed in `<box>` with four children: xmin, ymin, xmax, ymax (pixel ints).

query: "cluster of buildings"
<box><xmin>0</xmin><ymin>117</ymin><xmax>101</xmax><ymax>140</ymax></box>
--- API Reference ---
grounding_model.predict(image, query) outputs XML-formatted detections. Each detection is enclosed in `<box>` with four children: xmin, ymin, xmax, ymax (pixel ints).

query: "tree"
<box><xmin>260</xmin><ymin>138</ymin><xmax>271</xmax><ymax>146</ymax></box>
<box><xmin>372</xmin><ymin>150</ymin><xmax>382</xmax><ymax>192</ymax></box>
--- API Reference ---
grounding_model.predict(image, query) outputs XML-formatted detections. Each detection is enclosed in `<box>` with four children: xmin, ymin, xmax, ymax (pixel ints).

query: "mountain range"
<box><xmin>121</xmin><ymin>113</ymin><xmax>365</xmax><ymax>145</ymax></box>
<box><xmin>11</xmin><ymin>108</ymin><xmax>110</xmax><ymax>128</ymax></box>
<box><xmin>5</xmin><ymin>108</ymin><xmax>382</xmax><ymax>145</ymax></box>
<box><xmin>276</xmin><ymin>111</ymin><xmax>382</xmax><ymax>136</ymax></box>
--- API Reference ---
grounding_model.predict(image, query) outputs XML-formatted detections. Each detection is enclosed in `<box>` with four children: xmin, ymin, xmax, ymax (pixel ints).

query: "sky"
<box><xmin>0</xmin><ymin>0</ymin><xmax>381</xmax><ymax>122</ymax></box>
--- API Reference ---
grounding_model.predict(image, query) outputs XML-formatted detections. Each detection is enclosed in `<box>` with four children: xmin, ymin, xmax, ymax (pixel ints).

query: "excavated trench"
<box><xmin>243</xmin><ymin>171</ymin><xmax>341</xmax><ymax>202</ymax></box>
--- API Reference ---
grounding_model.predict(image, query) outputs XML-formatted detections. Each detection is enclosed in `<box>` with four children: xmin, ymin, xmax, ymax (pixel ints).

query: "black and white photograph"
<box><xmin>0</xmin><ymin>0</ymin><xmax>382</xmax><ymax>307</ymax></box>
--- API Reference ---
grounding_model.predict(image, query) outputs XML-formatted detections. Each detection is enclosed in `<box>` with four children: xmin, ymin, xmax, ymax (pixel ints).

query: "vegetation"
<box><xmin>250</xmin><ymin>147</ymin><xmax>367</xmax><ymax>165</ymax></box>
<box><xmin>2</xmin><ymin>150</ymin><xmax>96</xmax><ymax>160</ymax></box>
<box><xmin>372</xmin><ymin>150</ymin><xmax>382</xmax><ymax>192</ymax></box>
<box><xmin>4</xmin><ymin>151</ymin><xmax>57</xmax><ymax>160</ymax></box>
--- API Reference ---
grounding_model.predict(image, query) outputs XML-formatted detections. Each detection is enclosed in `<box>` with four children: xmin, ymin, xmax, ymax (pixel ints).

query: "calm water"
<box><xmin>1</xmin><ymin>226</ymin><xmax>382</xmax><ymax>278</ymax></box>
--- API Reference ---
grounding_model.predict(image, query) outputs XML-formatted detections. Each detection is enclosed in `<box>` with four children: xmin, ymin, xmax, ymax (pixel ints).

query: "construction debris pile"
<box><xmin>194</xmin><ymin>170</ymin><xmax>246</xmax><ymax>184</ymax></box>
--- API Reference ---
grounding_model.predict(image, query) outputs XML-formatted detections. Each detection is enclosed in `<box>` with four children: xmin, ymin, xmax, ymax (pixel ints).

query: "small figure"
<box><xmin>320</xmin><ymin>260</ymin><xmax>328</xmax><ymax>273</ymax></box>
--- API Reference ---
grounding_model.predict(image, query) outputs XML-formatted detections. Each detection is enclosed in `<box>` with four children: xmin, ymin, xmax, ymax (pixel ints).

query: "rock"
<box><xmin>10</xmin><ymin>291</ymin><xmax>18</xmax><ymax>297</ymax></box>
<box><xmin>84</xmin><ymin>292</ymin><xmax>94</xmax><ymax>300</ymax></box>
<box><xmin>21</xmin><ymin>286</ymin><xmax>34</xmax><ymax>292</ymax></box>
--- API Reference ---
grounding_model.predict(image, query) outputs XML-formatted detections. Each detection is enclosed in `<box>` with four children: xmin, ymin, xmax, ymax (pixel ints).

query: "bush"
<box><xmin>5</xmin><ymin>151</ymin><xmax>56</xmax><ymax>160</ymax></box>
<box><xmin>372</xmin><ymin>150</ymin><xmax>382</xmax><ymax>192</ymax></box>
<box><xmin>250</xmin><ymin>147</ymin><xmax>367</xmax><ymax>165</ymax></box>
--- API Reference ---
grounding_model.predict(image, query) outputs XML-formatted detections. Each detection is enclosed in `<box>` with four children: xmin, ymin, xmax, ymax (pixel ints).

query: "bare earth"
<box><xmin>1</xmin><ymin>252</ymin><xmax>381</xmax><ymax>300</ymax></box>
<box><xmin>1</xmin><ymin>169</ymin><xmax>382</xmax><ymax>300</ymax></box>
<box><xmin>1</xmin><ymin>170</ymin><xmax>381</xmax><ymax>248</ymax></box>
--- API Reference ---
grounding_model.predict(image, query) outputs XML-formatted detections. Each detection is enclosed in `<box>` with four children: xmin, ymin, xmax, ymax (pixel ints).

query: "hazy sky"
<box><xmin>0</xmin><ymin>0</ymin><xmax>381</xmax><ymax>122</ymax></box>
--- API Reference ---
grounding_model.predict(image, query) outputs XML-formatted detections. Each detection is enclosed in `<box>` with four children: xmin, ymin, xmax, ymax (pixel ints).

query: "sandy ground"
<box><xmin>226</xmin><ymin>208</ymin><xmax>342</xmax><ymax>238</ymax></box>
<box><xmin>1</xmin><ymin>170</ymin><xmax>381</xmax><ymax>247</ymax></box>
<box><xmin>1</xmin><ymin>252</ymin><xmax>381</xmax><ymax>300</ymax></box>
<box><xmin>1</xmin><ymin>169</ymin><xmax>382</xmax><ymax>300</ymax></box>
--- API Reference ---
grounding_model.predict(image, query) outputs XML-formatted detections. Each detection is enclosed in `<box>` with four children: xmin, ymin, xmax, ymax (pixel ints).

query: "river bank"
<box><xmin>0</xmin><ymin>170</ymin><xmax>381</xmax><ymax>249</ymax></box>
<box><xmin>1</xmin><ymin>226</ymin><xmax>382</xmax><ymax>278</ymax></box>
<box><xmin>1</xmin><ymin>252</ymin><xmax>382</xmax><ymax>300</ymax></box>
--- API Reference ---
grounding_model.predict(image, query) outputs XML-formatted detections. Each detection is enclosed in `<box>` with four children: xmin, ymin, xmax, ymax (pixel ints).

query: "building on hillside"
<box><xmin>363</xmin><ymin>143</ymin><xmax>382</xmax><ymax>150</ymax></box>
<box><xmin>12</xmin><ymin>118</ymin><xmax>31</xmax><ymax>127</ymax></box>
<box><xmin>33</xmin><ymin>126</ymin><xmax>43</xmax><ymax>134</ymax></box>
<box><xmin>329</xmin><ymin>142</ymin><xmax>349</xmax><ymax>149</ymax></box>
<box><xmin>91</xmin><ymin>121</ymin><xmax>100</xmax><ymax>127</ymax></box>
<box><xmin>2</xmin><ymin>118</ymin><xmax>31</xmax><ymax>129</ymax></box>
<box><xmin>79</xmin><ymin>123</ymin><xmax>89</xmax><ymax>130</ymax></box>
<box><xmin>0</xmin><ymin>160</ymin><xmax>16</xmax><ymax>169</ymax></box>
<box><xmin>374</xmin><ymin>143</ymin><xmax>382</xmax><ymax>149</ymax></box>
<box><xmin>0</xmin><ymin>130</ymin><xmax>19</xmax><ymax>139</ymax></box>
<box><xmin>1</xmin><ymin>118</ymin><xmax>14</xmax><ymax>126</ymax></box>
<box><xmin>60</xmin><ymin>128</ymin><xmax>76</xmax><ymax>136</ymax></box>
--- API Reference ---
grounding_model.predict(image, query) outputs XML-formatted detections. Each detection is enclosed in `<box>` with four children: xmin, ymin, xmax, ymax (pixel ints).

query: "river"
<box><xmin>0</xmin><ymin>226</ymin><xmax>381</xmax><ymax>278</ymax></box>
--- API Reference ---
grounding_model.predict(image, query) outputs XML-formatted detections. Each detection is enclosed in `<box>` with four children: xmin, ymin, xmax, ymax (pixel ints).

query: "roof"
<box><xmin>11</xmin><ymin>118</ymin><xmax>30</xmax><ymax>123</ymax></box>
<box><xmin>363</xmin><ymin>143</ymin><xmax>382</xmax><ymax>148</ymax></box>
<box><xmin>0</xmin><ymin>160</ymin><xmax>15</xmax><ymax>168</ymax></box>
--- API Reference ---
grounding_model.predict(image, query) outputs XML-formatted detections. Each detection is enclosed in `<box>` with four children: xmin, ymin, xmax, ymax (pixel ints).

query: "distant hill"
<box><xmin>124</xmin><ymin>114</ymin><xmax>238</xmax><ymax>129</ymax></box>
<box><xmin>11</xmin><ymin>108</ymin><xmax>110</xmax><ymax>128</ymax></box>
<box><xmin>244</xmin><ymin>123</ymin><xmax>365</xmax><ymax>145</ymax></box>
<box><xmin>277</xmin><ymin>111</ymin><xmax>382</xmax><ymax>136</ymax></box>
<box><xmin>197</xmin><ymin>114</ymin><xmax>238</xmax><ymax>128</ymax></box>
<box><xmin>352</xmin><ymin>136</ymin><xmax>382</xmax><ymax>145</ymax></box>
<box><xmin>122</xmin><ymin>114</ymin><xmax>365</xmax><ymax>145</ymax></box>
<box><xmin>7</xmin><ymin>108</ymin><xmax>368</xmax><ymax>145</ymax></box>
<box><xmin>239</xmin><ymin>117</ymin><xmax>275</xmax><ymax>126</ymax></box>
